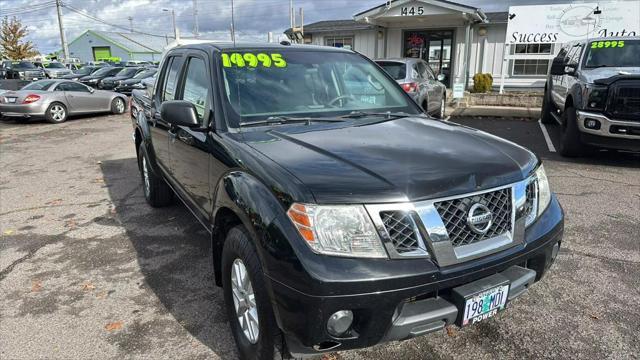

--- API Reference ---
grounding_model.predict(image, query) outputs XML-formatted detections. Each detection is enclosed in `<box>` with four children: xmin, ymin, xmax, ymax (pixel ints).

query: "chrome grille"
<box><xmin>380</xmin><ymin>211</ymin><xmax>421</xmax><ymax>254</ymax></box>
<box><xmin>434</xmin><ymin>188</ymin><xmax>512</xmax><ymax>247</ymax></box>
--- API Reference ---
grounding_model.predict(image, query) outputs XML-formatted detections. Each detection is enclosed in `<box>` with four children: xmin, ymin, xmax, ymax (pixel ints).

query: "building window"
<box><xmin>514</xmin><ymin>43</ymin><xmax>552</xmax><ymax>54</ymax></box>
<box><xmin>325</xmin><ymin>36</ymin><xmax>353</xmax><ymax>50</ymax></box>
<box><xmin>513</xmin><ymin>59</ymin><xmax>550</xmax><ymax>76</ymax></box>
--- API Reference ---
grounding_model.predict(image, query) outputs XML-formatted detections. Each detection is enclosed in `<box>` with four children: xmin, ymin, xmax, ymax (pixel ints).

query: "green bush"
<box><xmin>473</xmin><ymin>73</ymin><xmax>493</xmax><ymax>93</ymax></box>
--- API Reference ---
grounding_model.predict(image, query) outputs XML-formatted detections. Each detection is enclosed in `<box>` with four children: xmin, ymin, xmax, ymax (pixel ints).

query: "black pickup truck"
<box><xmin>542</xmin><ymin>37</ymin><xmax>640</xmax><ymax>156</ymax></box>
<box><xmin>130</xmin><ymin>42</ymin><xmax>564</xmax><ymax>359</ymax></box>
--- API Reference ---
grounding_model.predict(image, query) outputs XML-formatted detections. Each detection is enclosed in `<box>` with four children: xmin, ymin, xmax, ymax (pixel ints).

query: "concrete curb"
<box><xmin>448</xmin><ymin>106</ymin><xmax>541</xmax><ymax>120</ymax></box>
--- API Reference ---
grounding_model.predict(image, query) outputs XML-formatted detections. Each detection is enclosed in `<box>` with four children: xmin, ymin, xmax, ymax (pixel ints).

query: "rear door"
<box><xmin>150</xmin><ymin>54</ymin><xmax>184</xmax><ymax>175</ymax></box>
<box><xmin>168</xmin><ymin>52</ymin><xmax>212</xmax><ymax>220</ymax></box>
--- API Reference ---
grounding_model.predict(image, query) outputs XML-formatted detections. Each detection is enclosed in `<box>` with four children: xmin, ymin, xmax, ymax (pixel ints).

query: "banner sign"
<box><xmin>506</xmin><ymin>2</ymin><xmax>640</xmax><ymax>44</ymax></box>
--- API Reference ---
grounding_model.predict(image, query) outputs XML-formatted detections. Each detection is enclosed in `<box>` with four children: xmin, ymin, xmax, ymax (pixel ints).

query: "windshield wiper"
<box><xmin>340</xmin><ymin>111</ymin><xmax>419</xmax><ymax>119</ymax></box>
<box><xmin>239</xmin><ymin>116</ymin><xmax>344</xmax><ymax>128</ymax></box>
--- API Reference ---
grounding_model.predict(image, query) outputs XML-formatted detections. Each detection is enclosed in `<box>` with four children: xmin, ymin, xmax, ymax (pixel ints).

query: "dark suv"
<box><xmin>0</xmin><ymin>60</ymin><xmax>46</xmax><ymax>80</ymax></box>
<box><xmin>131</xmin><ymin>43</ymin><xmax>564</xmax><ymax>359</ymax></box>
<box><xmin>542</xmin><ymin>37</ymin><xmax>640</xmax><ymax>156</ymax></box>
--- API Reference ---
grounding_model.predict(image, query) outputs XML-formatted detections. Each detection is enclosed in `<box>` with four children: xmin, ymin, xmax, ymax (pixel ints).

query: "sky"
<box><xmin>0</xmin><ymin>0</ymin><xmax>573</xmax><ymax>54</ymax></box>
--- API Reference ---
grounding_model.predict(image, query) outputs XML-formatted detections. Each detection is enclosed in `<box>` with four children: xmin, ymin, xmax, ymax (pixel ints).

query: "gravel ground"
<box><xmin>1</xmin><ymin>114</ymin><xmax>638</xmax><ymax>360</ymax></box>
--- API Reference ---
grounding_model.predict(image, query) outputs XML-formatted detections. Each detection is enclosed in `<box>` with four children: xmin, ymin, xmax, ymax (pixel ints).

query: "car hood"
<box><xmin>242</xmin><ymin>117</ymin><xmax>538</xmax><ymax>204</ymax></box>
<box><xmin>120</xmin><ymin>78</ymin><xmax>143</xmax><ymax>85</ymax></box>
<box><xmin>581</xmin><ymin>66</ymin><xmax>640</xmax><ymax>83</ymax></box>
<box><xmin>45</xmin><ymin>68</ymin><xmax>71</xmax><ymax>73</ymax></box>
<box><xmin>104</xmin><ymin>75</ymin><xmax>128</xmax><ymax>81</ymax></box>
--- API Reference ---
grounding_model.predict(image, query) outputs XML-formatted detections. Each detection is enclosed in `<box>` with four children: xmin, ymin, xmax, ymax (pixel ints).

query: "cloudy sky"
<box><xmin>1</xmin><ymin>0</ymin><xmax>570</xmax><ymax>54</ymax></box>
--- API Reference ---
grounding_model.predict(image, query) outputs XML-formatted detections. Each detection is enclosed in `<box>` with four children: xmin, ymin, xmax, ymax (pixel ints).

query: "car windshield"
<box><xmin>376</xmin><ymin>61</ymin><xmax>407</xmax><ymax>80</ymax></box>
<box><xmin>92</xmin><ymin>67</ymin><xmax>113</xmax><ymax>76</ymax></box>
<box><xmin>117</xmin><ymin>68</ymin><xmax>139</xmax><ymax>76</ymax></box>
<box><xmin>44</xmin><ymin>63</ymin><xmax>65</xmax><ymax>69</ymax></box>
<box><xmin>221</xmin><ymin>50</ymin><xmax>418</xmax><ymax>126</ymax></box>
<box><xmin>10</xmin><ymin>61</ymin><xmax>36</xmax><ymax>69</ymax></box>
<box><xmin>74</xmin><ymin>67</ymin><xmax>94</xmax><ymax>75</ymax></box>
<box><xmin>21</xmin><ymin>80</ymin><xmax>56</xmax><ymax>90</ymax></box>
<box><xmin>583</xmin><ymin>40</ymin><xmax>640</xmax><ymax>68</ymax></box>
<box><xmin>134</xmin><ymin>70</ymin><xmax>155</xmax><ymax>79</ymax></box>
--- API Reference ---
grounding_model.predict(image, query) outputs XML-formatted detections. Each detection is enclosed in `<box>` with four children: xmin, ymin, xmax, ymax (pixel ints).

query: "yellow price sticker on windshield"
<box><xmin>221</xmin><ymin>53</ymin><xmax>287</xmax><ymax>68</ymax></box>
<box><xmin>591</xmin><ymin>40</ymin><xmax>625</xmax><ymax>49</ymax></box>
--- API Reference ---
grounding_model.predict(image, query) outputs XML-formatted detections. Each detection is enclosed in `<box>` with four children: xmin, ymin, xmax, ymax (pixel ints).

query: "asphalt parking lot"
<box><xmin>1</xmin><ymin>114</ymin><xmax>639</xmax><ymax>359</ymax></box>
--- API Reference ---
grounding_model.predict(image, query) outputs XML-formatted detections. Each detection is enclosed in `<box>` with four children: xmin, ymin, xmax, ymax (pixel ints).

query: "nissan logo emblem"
<box><xmin>467</xmin><ymin>203</ymin><xmax>493</xmax><ymax>235</ymax></box>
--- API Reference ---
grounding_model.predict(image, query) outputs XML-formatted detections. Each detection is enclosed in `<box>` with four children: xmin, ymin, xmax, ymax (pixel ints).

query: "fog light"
<box><xmin>584</xmin><ymin>119</ymin><xmax>601</xmax><ymax>130</ymax></box>
<box><xmin>327</xmin><ymin>310</ymin><xmax>353</xmax><ymax>337</ymax></box>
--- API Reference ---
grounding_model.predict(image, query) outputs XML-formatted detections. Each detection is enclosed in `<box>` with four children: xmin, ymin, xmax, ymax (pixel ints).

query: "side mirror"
<box><xmin>437</xmin><ymin>74</ymin><xmax>446</xmax><ymax>82</ymax></box>
<box><xmin>550</xmin><ymin>57</ymin><xmax>573</xmax><ymax>76</ymax></box>
<box><xmin>88</xmin><ymin>87</ymin><xmax>95</xmax><ymax>93</ymax></box>
<box><xmin>160</xmin><ymin>100</ymin><xmax>199</xmax><ymax>128</ymax></box>
<box><xmin>564</xmin><ymin>63</ymin><xmax>578</xmax><ymax>76</ymax></box>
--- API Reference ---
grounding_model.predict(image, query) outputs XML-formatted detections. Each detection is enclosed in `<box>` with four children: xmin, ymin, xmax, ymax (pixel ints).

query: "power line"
<box><xmin>62</xmin><ymin>3</ymin><xmax>166</xmax><ymax>38</ymax></box>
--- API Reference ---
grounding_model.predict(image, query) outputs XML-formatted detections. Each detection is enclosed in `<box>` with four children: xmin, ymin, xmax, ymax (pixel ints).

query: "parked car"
<box><xmin>34</xmin><ymin>61</ymin><xmax>73</xmax><ymax>78</ymax></box>
<box><xmin>123</xmin><ymin>60</ymin><xmax>152</xmax><ymax>67</ymax></box>
<box><xmin>376</xmin><ymin>58</ymin><xmax>447</xmax><ymax>118</ymax></box>
<box><xmin>100</xmin><ymin>67</ymin><xmax>145</xmax><ymax>90</ymax></box>
<box><xmin>542</xmin><ymin>37</ymin><xmax>640</xmax><ymax>156</ymax></box>
<box><xmin>64</xmin><ymin>63</ymin><xmax>82</xmax><ymax>71</ymax></box>
<box><xmin>131</xmin><ymin>42</ymin><xmax>563</xmax><ymax>359</ymax></box>
<box><xmin>114</xmin><ymin>69</ymin><xmax>157</xmax><ymax>95</ymax></box>
<box><xmin>0</xmin><ymin>79</ymin><xmax>127</xmax><ymax>123</ymax></box>
<box><xmin>79</xmin><ymin>66</ymin><xmax>123</xmax><ymax>88</ymax></box>
<box><xmin>60</xmin><ymin>65</ymin><xmax>102</xmax><ymax>80</ymax></box>
<box><xmin>0</xmin><ymin>60</ymin><xmax>46</xmax><ymax>80</ymax></box>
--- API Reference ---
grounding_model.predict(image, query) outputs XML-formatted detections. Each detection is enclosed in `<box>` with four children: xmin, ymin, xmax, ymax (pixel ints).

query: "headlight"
<box><xmin>287</xmin><ymin>203</ymin><xmax>387</xmax><ymax>258</ymax></box>
<box><xmin>582</xmin><ymin>84</ymin><xmax>608</xmax><ymax>110</ymax></box>
<box><xmin>72</xmin><ymin>77</ymin><xmax>79</xmax><ymax>81</ymax></box>
<box><xmin>132</xmin><ymin>83</ymin><xmax>145</xmax><ymax>88</ymax></box>
<box><xmin>535</xmin><ymin>165</ymin><xmax>551</xmax><ymax>217</ymax></box>
<box><xmin>18</xmin><ymin>71</ymin><xmax>24</xmax><ymax>76</ymax></box>
<box><xmin>88</xmin><ymin>78</ymin><xmax>98</xmax><ymax>83</ymax></box>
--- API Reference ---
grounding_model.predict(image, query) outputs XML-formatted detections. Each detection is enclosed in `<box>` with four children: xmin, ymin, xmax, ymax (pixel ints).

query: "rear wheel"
<box><xmin>111</xmin><ymin>97</ymin><xmax>126</xmax><ymax>114</ymax></box>
<box><xmin>137</xmin><ymin>143</ymin><xmax>173</xmax><ymax>207</ymax></box>
<box><xmin>45</xmin><ymin>103</ymin><xmax>67</xmax><ymax>123</ymax></box>
<box><xmin>559</xmin><ymin>106</ymin><xmax>588</xmax><ymax>157</ymax></box>
<box><xmin>222</xmin><ymin>226</ymin><xmax>284</xmax><ymax>360</ymax></box>
<box><xmin>541</xmin><ymin>87</ymin><xmax>556</xmax><ymax>124</ymax></box>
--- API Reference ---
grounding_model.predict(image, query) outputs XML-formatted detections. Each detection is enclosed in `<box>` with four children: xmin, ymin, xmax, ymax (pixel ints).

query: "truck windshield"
<box><xmin>583</xmin><ymin>40</ymin><xmax>639</xmax><ymax>68</ymax></box>
<box><xmin>220</xmin><ymin>50</ymin><xmax>418</xmax><ymax>125</ymax></box>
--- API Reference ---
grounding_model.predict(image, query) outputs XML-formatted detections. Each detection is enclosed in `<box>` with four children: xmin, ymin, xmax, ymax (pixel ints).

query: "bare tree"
<box><xmin>0</xmin><ymin>16</ymin><xmax>38</xmax><ymax>60</ymax></box>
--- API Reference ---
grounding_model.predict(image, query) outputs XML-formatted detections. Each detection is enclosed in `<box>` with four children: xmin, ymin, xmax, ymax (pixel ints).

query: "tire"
<box><xmin>137</xmin><ymin>143</ymin><xmax>173</xmax><ymax>207</ymax></box>
<box><xmin>222</xmin><ymin>225</ymin><xmax>283</xmax><ymax>360</ymax></box>
<box><xmin>541</xmin><ymin>87</ymin><xmax>556</xmax><ymax>124</ymax></box>
<box><xmin>45</xmin><ymin>102</ymin><xmax>68</xmax><ymax>123</ymax></box>
<box><xmin>421</xmin><ymin>100</ymin><xmax>428</xmax><ymax>114</ymax></box>
<box><xmin>435</xmin><ymin>96</ymin><xmax>446</xmax><ymax>119</ymax></box>
<box><xmin>559</xmin><ymin>106</ymin><xmax>587</xmax><ymax>157</ymax></box>
<box><xmin>111</xmin><ymin>97</ymin><xmax>126</xmax><ymax>114</ymax></box>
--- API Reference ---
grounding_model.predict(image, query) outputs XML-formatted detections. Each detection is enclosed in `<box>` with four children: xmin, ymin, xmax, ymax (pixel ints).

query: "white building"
<box><xmin>286</xmin><ymin>0</ymin><xmax>639</xmax><ymax>90</ymax></box>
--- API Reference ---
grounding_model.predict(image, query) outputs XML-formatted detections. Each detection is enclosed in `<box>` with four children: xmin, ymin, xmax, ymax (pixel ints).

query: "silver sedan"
<box><xmin>0</xmin><ymin>80</ymin><xmax>127</xmax><ymax>123</ymax></box>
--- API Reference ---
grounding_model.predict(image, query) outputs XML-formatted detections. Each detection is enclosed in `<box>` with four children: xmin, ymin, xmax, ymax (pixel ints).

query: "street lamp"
<box><xmin>162</xmin><ymin>8</ymin><xmax>177</xmax><ymax>40</ymax></box>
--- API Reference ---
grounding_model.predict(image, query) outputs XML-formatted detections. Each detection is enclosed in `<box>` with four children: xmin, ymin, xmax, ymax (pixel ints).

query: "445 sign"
<box><xmin>401</xmin><ymin>6</ymin><xmax>424</xmax><ymax>16</ymax></box>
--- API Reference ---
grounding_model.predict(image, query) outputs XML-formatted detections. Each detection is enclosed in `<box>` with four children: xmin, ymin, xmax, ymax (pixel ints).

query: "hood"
<box><xmin>581</xmin><ymin>66</ymin><xmax>640</xmax><ymax>83</ymax></box>
<box><xmin>121</xmin><ymin>78</ymin><xmax>142</xmax><ymax>85</ymax></box>
<box><xmin>243</xmin><ymin>118</ymin><xmax>538</xmax><ymax>204</ymax></box>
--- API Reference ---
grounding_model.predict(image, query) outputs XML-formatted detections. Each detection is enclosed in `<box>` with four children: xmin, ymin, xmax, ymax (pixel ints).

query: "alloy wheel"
<box><xmin>115</xmin><ymin>98</ymin><xmax>125</xmax><ymax>113</ymax></box>
<box><xmin>50</xmin><ymin>105</ymin><xmax>65</xmax><ymax>121</ymax></box>
<box><xmin>142</xmin><ymin>156</ymin><xmax>150</xmax><ymax>197</ymax></box>
<box><xmin>231</xmin><ymin>258</ymin><xmax>259</xmax><ymax>344</ymax></box>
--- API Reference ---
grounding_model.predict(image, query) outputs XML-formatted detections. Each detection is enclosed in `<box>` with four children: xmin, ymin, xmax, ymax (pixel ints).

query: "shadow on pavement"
<box><xmin>100</xmin><ymin>157</ymin><xmax>237</xmax><ymax>358</ymax></box>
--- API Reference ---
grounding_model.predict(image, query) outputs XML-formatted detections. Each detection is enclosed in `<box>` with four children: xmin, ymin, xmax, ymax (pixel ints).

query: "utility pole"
<box><xmin>193</xmin><ymin>0</ymin><xmax>199</xmax><ymax>37</ymax></box>
<box><xmin>128</xmin><ymin>16</ymin><xmax>134</xmax><ymax>33</ymax></box>
<box><xmin>230</xmin><ymin>0</ymin><xmax>236</xmax><ymax>45</ymax></box>
<box><xmin>55</xmin><ymin>0</ymin><xmax>69</xmax><ymax>61</ymax></box>
<box><xmin>162</xmin><ymin>8</ymin><xmax>178</xmax><ymax>40</ymax></box>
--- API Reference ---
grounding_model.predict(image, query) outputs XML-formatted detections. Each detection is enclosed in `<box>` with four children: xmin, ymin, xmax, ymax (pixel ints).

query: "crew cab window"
<box><xmin>162</xmin><ymin>57</ymin><xmax>182</xmax><ymax>101</ymax></box>
<box><xmin>566</xmin><ymin>45</ymin><xmax>583</xmax><ymax>65</ymax></box>
<box><xmin>56</xmin><ymin>82</ymin><xmax>91</xmax><ymax>92</ymax></box>
<box><xmin>180</xmin><ymin>57</ymin><xmax>209</xmax><ymax>122</ymax></box>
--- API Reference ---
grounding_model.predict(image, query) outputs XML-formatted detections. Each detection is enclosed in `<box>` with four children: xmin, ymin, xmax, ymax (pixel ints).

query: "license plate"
<box><xmin>462</xmin><ymin>284</ymin><xmax>509</xmax><ymax>326</ymax></box>
<box><xmin>7</xmin><ymin>97</ymin><xmax>16</xmax><ymax>103</ymax></box>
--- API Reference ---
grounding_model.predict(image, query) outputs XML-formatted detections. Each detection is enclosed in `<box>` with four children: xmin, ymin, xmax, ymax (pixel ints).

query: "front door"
<box><xmin>150</xmin><ymin>55</ymin><xmax>184</xmax><ymax>174</ymax></box>
<box><xmin>403</xmin><ymin>30</ymin><xmax>454</xmax><ymax>87</ymax></box>
<box><xmin>168</xmin><ymin>53</ymin><xmax>212</xmax><ymax>221</ymax></box>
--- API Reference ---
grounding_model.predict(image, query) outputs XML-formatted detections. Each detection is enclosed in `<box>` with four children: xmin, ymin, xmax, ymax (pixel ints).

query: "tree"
<box><xmin>0</xmin><ymin>16</ymin><xmax>38</xmax><ymax>60</ymax></box>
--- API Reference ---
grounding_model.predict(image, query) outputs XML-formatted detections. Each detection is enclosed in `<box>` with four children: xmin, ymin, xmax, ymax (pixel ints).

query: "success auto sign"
<box><xmin>506</xmin><ymin>2</ymin><xmax>639</xmax><ymax>44</ymax></box>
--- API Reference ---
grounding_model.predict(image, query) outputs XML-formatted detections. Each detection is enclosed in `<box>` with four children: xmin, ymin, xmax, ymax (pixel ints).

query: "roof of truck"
<box><xmin>171</xmin><ymin>42</ymin><xmax>354</xmax><ymax>53</ymax></box>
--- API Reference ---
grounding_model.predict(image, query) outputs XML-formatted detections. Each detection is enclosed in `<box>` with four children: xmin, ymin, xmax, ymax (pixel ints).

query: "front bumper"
<box><xmin>269</xmin><ymin>196</ymin><xmax>564</xmax><ymax>357</ymax></box>
<box><xmin>577</xmin><ymin>111</ymin><xmax>640</xmax><ymax>139</ymax></box>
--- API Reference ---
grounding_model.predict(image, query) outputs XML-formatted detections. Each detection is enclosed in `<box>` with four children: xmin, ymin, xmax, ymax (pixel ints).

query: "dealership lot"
<box><xmin>0</xmin><ymin>115</ymin><xmax>638</xmax><ymax>359</ymax></box>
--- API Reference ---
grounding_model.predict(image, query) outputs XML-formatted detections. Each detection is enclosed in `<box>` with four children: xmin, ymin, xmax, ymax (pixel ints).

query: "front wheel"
<box><xmin>222</xmin><ymin>226</ymin><xmax>283</xmax><ymax>360</ymax></box>
<box><xmin>111</xmin><ymin>97</ymin><xmax>126</xmax><ymax>114</ymax></box>
<box><xmin>559</xmin><ymin>106</ymin><xmax>588</xmax><ymax>157</ymax></box>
